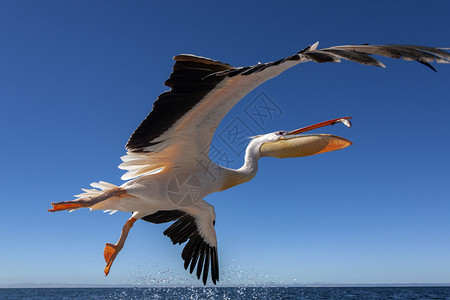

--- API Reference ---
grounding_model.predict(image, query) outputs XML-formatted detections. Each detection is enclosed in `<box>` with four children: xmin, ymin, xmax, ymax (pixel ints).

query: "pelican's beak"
<box><xmin>260</xmin><ymin>117</ymin><xmax>353</xmax><ymax>158</ymax></box>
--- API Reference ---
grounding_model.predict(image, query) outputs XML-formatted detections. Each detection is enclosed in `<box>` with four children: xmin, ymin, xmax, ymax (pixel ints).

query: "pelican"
<box><xmin>49</xmin><ymin>43</ymin><xmax>449</xmax><ymax>285</ymax></box>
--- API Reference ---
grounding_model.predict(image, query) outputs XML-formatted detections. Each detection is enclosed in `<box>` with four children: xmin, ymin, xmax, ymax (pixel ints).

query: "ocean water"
<box><xmin>1</xmin><ymin>287</ymin><xmax>450</xmax><ymax>299</ymax></box>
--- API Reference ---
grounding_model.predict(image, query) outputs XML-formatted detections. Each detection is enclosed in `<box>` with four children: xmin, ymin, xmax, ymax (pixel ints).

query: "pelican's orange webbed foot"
<box><xmin>103</xmin><ymin>217</ymin><xmax>137</xmax><ymax>276</ymax></box>
<box><xmin>48</xmin><ymin>201</ymin><xmax>86</xmax><ymax>212</ymax></box>
<box><xmin>104</xmin><ymin>243</ymin><xmax>120</xmax><ymax>276</ymax></box>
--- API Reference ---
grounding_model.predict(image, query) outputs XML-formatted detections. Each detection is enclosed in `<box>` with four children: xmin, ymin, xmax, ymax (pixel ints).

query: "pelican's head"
<box><xmin>259</xmin><ymin>117</ymin><xmax>353</xmax><ymax>158</ymax></box>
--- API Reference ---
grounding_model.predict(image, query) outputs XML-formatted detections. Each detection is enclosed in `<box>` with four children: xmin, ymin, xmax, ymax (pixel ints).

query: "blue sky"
<box><xmin>1</xmin><ymin>0</ymin><xmax>449</xmax><ymax>287</ymax></box>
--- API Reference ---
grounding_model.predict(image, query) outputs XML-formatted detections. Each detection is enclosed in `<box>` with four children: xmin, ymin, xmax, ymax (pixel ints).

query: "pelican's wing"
<box><xmin>120</xmin><ymin>43</ymin><xmax>450</xmax><ymax>179</ymax></box>
<box><xmin>142</xmin><ymin>207</ymin><xmax>218</xmax><ymax>285</ymax></box>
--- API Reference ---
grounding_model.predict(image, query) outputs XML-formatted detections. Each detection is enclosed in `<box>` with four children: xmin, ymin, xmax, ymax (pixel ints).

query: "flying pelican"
<box><xmin>49</xmin><ymin>42</ymin><xmax>449</xmax><ymax>285</ymax></box>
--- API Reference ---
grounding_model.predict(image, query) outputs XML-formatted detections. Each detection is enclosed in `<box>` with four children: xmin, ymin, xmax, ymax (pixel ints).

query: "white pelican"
<box><xmin>49</xmin><ymin>43</ymin><xmax>449</xmax><ymax>285</ymax></box>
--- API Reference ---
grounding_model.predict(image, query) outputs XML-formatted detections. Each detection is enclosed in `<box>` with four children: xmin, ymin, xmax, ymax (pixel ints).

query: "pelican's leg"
<box><xmin>104</xmin><ymin>217</ymin><xmax>137</xmax><ymax>276</ymax></box>
<box><xmin>48</xmin><ymin>188</ymin><xmax>127</xmax><ymax>212</ymax></box>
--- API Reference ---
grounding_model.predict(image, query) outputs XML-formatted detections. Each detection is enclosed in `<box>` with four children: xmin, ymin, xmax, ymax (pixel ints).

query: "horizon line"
<box><xmin>1</xmin><ymin>283</ymin><xmax>450</xmax><ymax>289</ymax></box>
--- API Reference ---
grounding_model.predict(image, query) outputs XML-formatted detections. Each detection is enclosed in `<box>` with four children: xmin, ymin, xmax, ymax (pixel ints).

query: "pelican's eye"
<box><xmin>277</xmin><ymin>131</ymin><xmax>287</xmax><ymax>136</ymax></box>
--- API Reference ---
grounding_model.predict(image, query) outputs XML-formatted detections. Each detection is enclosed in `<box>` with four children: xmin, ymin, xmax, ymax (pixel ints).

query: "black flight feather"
<box><xmin>142</xmin><ymin>210</ymin><xmax>218</xmax><ymax>285</ymax></box>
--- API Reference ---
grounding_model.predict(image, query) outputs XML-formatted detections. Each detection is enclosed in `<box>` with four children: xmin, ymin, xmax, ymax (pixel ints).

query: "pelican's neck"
<box><xmin>239</xmin><ymin>138</ymin><xmax>261</xmax><ymax>176</ymax></box>
<box><xmin>219</xmin><ymin>139</ymin><xmax>261</xmax><ymax>191</ymax></box>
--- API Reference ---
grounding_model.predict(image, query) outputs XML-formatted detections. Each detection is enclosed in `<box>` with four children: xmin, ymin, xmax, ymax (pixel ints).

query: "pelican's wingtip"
<box><xmin>310</xmin><ymin>41</ymin><xmax>319</xmax><ymax>51</ymax></box>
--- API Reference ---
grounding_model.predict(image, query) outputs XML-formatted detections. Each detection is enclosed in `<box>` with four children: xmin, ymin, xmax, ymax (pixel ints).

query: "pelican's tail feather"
<box><xmin>74</xmin><ymin>181</ymin><xmax>120</xmax><ymax>199</ymax></box>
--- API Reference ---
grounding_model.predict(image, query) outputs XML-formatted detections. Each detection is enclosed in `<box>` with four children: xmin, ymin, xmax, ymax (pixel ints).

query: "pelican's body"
<box><xmin>49</xmin><ymin>42</ymin><xmax>449</xmax><ymax>285</ymax></box>
<box><xmin>90</xmin><ymin>136</ymin><xmax>264</xmax><ymax>213</ymax></box>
